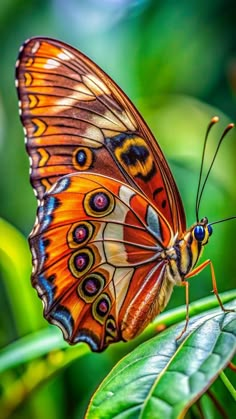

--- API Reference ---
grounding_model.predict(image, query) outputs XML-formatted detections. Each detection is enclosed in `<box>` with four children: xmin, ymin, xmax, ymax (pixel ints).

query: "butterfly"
<box><xmin>16</xmin><ymin>37</ymin><xmax>232</xmax><ymax>352</ymax></box>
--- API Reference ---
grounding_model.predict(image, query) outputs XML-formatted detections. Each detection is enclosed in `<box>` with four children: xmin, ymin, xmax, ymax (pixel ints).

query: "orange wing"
<box><xmin>30</xmin><ymin>173</ymin><xmax>173</xmax><ymax>350</ymax></box>
<box><xmin>16</xmin><ymin>37</ymin><xmax>186</xmax><ymax>235</ymax></box>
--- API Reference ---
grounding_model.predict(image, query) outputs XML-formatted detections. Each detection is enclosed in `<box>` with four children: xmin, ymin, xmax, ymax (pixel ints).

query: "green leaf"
<box><xmin>0</xmin><ymin>327</ymin><xmax>88</xmax><ymax>375</ymax></box>
<box><xmin>86</xmin><ymin>304</ymin><xmax>236</xmax><ymax>419</ymax></box>
<box><xmin>0</xmin><ymin>218</ymin><xmax>44</xmax><ymax>334</ymax></box>
<box><xmin>0</xmin><ymin>291</ymin><xmax>235</xmax><ymax>375</ymax></box>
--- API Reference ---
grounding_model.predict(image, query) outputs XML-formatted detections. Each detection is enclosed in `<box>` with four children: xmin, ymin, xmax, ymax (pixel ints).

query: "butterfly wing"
<box><xmin>16</xmin><ymin>37</ymin><xmax>186</xmax><ymax>234</ymax></box>
<box><xmin>31</xmin><ymin>173</ymin><xmax>173</xmax><ymax>350</ymax></box>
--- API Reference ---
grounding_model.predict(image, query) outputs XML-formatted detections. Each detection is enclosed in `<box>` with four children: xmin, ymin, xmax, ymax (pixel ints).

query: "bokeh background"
<box><xmin>0</xmin><ymin>0</ymin><xmax>235</xmax><ymax>418</ymax></box>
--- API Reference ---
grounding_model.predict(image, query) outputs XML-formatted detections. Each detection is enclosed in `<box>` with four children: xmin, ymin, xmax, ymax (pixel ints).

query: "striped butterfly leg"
<box><xmin>176</xmin><ymin>259</ymin><xmax>234</xmax><ymax>340</ymax></box>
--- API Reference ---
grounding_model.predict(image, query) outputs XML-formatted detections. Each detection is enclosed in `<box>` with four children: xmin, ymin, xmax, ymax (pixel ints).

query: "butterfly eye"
<box><xmin>207</xmin><ymin>224</ymin><xmax>213</xmax><ymax>236</ymax></box>
<box><xmin>194</xmin><ymin>225</ymin><xmax>205</xmax><ymax>241</ymax></box>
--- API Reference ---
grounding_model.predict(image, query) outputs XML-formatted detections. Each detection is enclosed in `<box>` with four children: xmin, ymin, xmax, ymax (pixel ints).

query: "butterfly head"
<box><xmin>177</xmin><ymin>217</ymin><xmax>213</xmax><ymax>276</ymax></box>
<box><xmin>193</xmin><ymin>217</ymin><xmax>213</xmax><ymax>245</ymax></box>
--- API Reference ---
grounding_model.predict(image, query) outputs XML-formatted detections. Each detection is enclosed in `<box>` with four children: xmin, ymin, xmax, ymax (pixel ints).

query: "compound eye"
<box><xmin>207</xmin><ymin>224</ymin><xmax>213</xmax><ymax>236</ymax></box>
<box><xmin>194</xmin><ymin>225</ymin><xmax>205</xmax><ymax>241</ymax></box>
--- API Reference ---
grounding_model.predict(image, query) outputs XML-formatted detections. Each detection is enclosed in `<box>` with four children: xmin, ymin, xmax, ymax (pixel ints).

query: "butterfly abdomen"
<box><xmin>120</xmin><ymin>231</ymin><xmax>205</xmax><ymax>341</ymax></box>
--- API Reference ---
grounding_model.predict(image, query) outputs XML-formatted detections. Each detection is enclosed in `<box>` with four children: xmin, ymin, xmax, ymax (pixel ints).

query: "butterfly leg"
<box><xmin>176</xmin><ymin>259</ymin><xmax>234</xmax><ymax>340</ymax></box>
<box><xmin>175</xmin><ymin>280</ymin><xmax>190</xmax><ymax>340</ymax></box>
<box><xmin>185</xmin><ymin>258</ymin><xmax>234</xmax><ymax>312</ymax></box>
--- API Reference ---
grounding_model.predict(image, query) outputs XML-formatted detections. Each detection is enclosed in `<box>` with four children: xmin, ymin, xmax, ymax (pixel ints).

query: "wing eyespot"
<box><xmin>84</xmin><ymin>188</ymin><xmax>114</xmax><ymax>217</ymax></box>
<box><xmin>67</xmin><ymin>221</ymin><xmax>94</xmax><ymax>248</ymax></box>
<box><xmin>92</xmin><ymin>293</ymin><xmax>111</xmax><ymax>324</ymax></box>
<box><xmin>69</xmin><ymin>247</ymin><xmax>94</xmax><ymax>278</ymax></box>
<box><xmin>72</xmin><ymin>146</ymin><xmax>94</xmax><ymax>171</ymax></box>
<box><xmin>77</xmin><ymin>273</ymin><xmax>105</xmax><ymax>303</ymax></box>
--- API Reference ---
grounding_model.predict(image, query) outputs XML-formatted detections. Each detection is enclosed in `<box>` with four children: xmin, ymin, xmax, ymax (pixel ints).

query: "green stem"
<box><xmin>220</xmin><ymin>371</ymin><xmax>236</xmax><ymax>401</ymax></box>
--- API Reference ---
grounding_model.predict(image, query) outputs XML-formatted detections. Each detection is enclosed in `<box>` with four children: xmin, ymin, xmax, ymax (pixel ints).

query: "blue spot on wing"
<box><xmin>76</xmin><ymin>150</ymin><xmax>86</xmax><ymax>165</ymax></box>
<box><xmin>105</xmin><ymin>132</ymin><xmax>127</xmax><ymax>150</ymax></box>
<box><xmin>74</xmin><ymin>330</ymin><xmax>100</xmax><ymax>351</ymax></box>
<box><xmin>51</xmin><ymin>177</ymin><xmax>71</xmax><ymax>194</ymax></box>
<box><xmin>36</xmin><ymin>237</ymin><xmax>48</xmax><ymax>267</ymax></box>
<box><xmin>37</xmin><ymin>273</ymin><xmax>55</xmax><ymax>309</ymax></box>
<box><xmin>146</xmin><ymin>205</ymin><xmax>163</xmax><ymax>245</ymax></box>
<box><xmin>40</xmin><ymin>196</ymin><xmax>60</xmax><ymax>231</ymax></box>
<box><xmin>45</xmin><ymin>196</ymin><xmax>60</xmax><ymax>215</ymax></box>
<box><xmin>36</xmin><ymin>274</ymin><xmax>74</xmax><ymax>342</ymax></box>
<box><xmin>38</xmin><ymin>237</ymin><xmax>45</xmax><ymax>256</ymax></box>
<box><xmin>50</xmin><ymin>305</ymin><xmax>74</xmax><ymax>340</ymax></box>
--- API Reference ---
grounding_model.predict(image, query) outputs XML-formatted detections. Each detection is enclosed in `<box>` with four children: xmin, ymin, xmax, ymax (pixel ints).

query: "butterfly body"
<box><xmin>16</xmin><ymin>37</ymin><xmax>215</xmax><ymax>351</ymax></box>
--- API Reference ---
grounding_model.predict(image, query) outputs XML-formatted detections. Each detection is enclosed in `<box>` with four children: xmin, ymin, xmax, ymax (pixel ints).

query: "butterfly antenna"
<box><xmin>196</xmin><ymin>120</ymin><xmax>234</xmax><ymax>219</ymax></box>
<box><xmin>195</xmin><ymin>116</ymin><xmax>219</xmax><ymax>221</ymax></box>
<box><xmin>210</xmin><ymin>215</ymin><xmax>236</xmax><ymax>226</ymax></box>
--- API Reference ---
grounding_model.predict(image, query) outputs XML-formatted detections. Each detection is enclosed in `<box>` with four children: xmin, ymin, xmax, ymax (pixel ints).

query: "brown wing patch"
<box><xmin>16</xmin><ymin>37</ymin><xmax>186</xmax><ymax>234</ymax></box>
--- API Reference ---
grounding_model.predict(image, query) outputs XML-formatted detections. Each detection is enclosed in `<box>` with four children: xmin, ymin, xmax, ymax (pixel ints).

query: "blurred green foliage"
<box><xmin>0</xmin><ymin>0</ymin><xmax>235</xmax><ymax>418</ymax></box>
